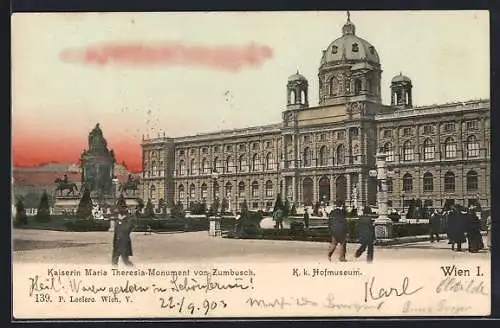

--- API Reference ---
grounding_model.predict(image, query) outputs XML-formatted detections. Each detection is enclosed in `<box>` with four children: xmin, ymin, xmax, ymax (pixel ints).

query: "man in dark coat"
<box><xmin>303</xmin><ymin>208</ymin><xmax>310</xmax><ymax>229</ymax></box>
<box><xmin>466</xmin><ymin>209</ymin><xmax>483</xmax><ymax>253</ymax></box>
<box><xmin>447</xmin><ymin>206</ymin><xmax>467</xmax><ymax>251</ymax></box>
<box><xmin>429</xmin><ymin>209</ymin><xmax>442</xmax><ymax>242</ymax></box>
<box><xmin>112</xmin><ymin>207</ymin><xmax>136</xmax><ymax>266</ymax></box>
<box><xmin>355</xmin><ymin>206</ymin><xmax>375</xmax><ymax>263</ymax></box>
<box><xmin>327</xmin><ymin>201</ymin><xmax>348</xmax><ymax>262</ymax></box>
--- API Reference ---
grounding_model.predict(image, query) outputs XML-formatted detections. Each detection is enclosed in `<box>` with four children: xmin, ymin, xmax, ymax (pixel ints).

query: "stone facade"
<box><xmin>140</xmin><ymin>14</ymin><xmax>490</xmax><ymax>212</ymax></box>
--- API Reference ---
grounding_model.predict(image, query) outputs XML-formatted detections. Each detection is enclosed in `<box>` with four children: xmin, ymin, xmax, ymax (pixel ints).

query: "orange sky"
<box><xmin>11</xmin><ymin>12</ymin><xmax>490</xmax><ymax>173</ymax></box>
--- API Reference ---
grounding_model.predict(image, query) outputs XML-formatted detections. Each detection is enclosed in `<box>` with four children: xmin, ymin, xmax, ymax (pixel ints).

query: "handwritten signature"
<box><xmin>364</xmin><ymin>276</ymin><xmax>423</xmax><ymax>303</ymax></box>
<box><xmin>435</xmin><ymin>277</ymin><xmax>488</xmax><ymax>296</ymax></box>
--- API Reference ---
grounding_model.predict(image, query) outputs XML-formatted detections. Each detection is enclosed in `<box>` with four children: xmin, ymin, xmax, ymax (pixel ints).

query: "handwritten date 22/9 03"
<box><xmin>160</xmin><ymin>296</ymin><xmax>227</xmax><ymax>315</ymax></box>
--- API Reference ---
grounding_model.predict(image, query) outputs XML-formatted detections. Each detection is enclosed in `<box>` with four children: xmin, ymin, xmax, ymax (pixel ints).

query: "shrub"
<box><xmin>35</xmin><ymin>191</ymin><xmax>51</xmax><ymax>222</ymax></box>
<box><xmin>65</xmin><ymin>219</ymin><xmax>110</xmax><ymax>232</ymax></box>
<box><xmin>76</xmin><ymin>189</ymin><xmax>93</xmax><ymax>220</ymax></box>
<box><xmin>392</xmin><ymin>223</ymin><xmax>429</xmax><ymax>237</ymax></box>
<box><xmin>144</xmin><ymin>199</ymin><xmax>156</xmax><ymax>218</ymax></box>
<box><xmin>14</xmin><ymin>198</ymin><xmax>28</xmax><ymax>226</ymax></box>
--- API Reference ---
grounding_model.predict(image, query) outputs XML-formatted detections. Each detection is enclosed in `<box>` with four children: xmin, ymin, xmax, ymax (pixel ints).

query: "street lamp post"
<box><xmin>401</xmin><ymin>192</ymin><xmax>405</xmax><ymax>214</ymax></box>
<box><xmin>109</xmin><ymin>176</ymin><xmax>119</xmax><ymax>232</ymax></box>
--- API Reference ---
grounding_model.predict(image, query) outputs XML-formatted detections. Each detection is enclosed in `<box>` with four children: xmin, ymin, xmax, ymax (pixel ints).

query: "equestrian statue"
<box><xmin>54</xmin><ymin>174</ymin><xmax>79</xmax><ymax>196</ymax></box>
<box><xmin>119</xmin><ymin>174</ymin><xmax>140</xmax><ymax>195</ymax></box>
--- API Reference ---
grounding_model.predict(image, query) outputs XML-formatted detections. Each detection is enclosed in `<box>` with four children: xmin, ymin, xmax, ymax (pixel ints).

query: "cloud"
<box><xmin>59</xmin><ymin>41</ymin><xmax>273</xmax><ymax>71</ymax></box>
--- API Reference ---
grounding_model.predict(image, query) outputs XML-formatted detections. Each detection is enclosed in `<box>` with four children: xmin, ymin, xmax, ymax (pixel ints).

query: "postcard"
<box><xmin>11</xmin><ymin>10</ymin><xmax>491</xmax><ymax>319</ymax></box>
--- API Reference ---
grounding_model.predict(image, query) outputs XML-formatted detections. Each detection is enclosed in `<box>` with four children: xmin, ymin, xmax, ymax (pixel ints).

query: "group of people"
<box><xmin>326</xmin><ymin>201</ymin><xmax>488</xmax><ymax>263</ymax></box>
<box><xmin>327</xmin><ymin>202</ymin><xmax>376</xmax><ymax>263</ymax></box>
<box><xmin>429</xmin><ymin>205</ymin><xmax>486</xmax><ymax>253</ymax></box>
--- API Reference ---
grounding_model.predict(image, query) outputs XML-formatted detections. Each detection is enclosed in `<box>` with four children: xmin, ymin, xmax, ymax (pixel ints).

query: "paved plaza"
<box><xmin>12</xmin><ymin>229</ymin><xmax>490</xmax><ymax>264</ymax></box>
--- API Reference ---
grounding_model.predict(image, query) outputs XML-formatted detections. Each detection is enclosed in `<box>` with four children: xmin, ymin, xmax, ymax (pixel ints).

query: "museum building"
<box><xmin>140</xmin><ymin>14</ymin><xmax>490</xmax><ymax>212</ymax></box>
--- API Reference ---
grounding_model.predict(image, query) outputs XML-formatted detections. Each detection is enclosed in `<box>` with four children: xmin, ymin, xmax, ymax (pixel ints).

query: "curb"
<box><xmin>376</xmin><ymin>231</ymin><xmax>487</xmax><ymax>246</ymax></box>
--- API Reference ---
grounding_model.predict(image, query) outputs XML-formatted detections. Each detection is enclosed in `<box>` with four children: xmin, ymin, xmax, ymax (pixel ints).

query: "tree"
<box><xmin>171</xmin><ymin>201</ymin><xmax>185</xmax><ymax>218</ymax></box>
<box><xmin>35</xmin><ymin>191</ymin><xmax>51</xmax><ymax>222</ymax></box>
<box><xmin>272</xmin><ymin>193</ymin><xmax>284</xmax><ymax>213</ymax></box>
<box><xmin>240</xmin><ymin>199</ymin><xmax>248</xmax><ymax>215</ymax></box>
<box><xmin>209</xmin><ymin>197</ymin><xmax>220</xmax><ymax>217</ymax></box>
<box><xmin>116</xmin><ymin>193</ymin><xmax>127</xmax><ymax>212</ymax></box>
<box><xmin>14</xmin><ymin>198</ymin><xmax>28</xmax><ymax>226</ymax></box>
<box><xmin>290</xmin><ymin>203</ymin><xmax>297</xmax><ymax>216</ymax></box>
<box><xmin>158</xmin><ymin>198</ymin><xmax>167</xmax><ymax>214</ymax></box>
<box><xmin>144</xmin><ymin>199</ymin><xmax>156</xmax><ymax>218</ymax></box>
<box><xmin>136</xmin><ymin>197</ymin><xmax>145</xmax><ymax>211</ymax></box>
<box><xmin>76</xmin><ymin>188</ymin><xmax>93</xmax><ymax>220</ymax></box>
<box><xmin>221</xmin><ymin>198</ymin><xmax>229</xmax><ymax>214</ymax></box>
<box><xmin>283</xmin><ymin>198</ymin><xmax>291</xmax><ymax>217</ymax></box>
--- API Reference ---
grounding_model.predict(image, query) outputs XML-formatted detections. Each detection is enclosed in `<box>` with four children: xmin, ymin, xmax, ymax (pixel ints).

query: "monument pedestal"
<box><xmin>374</xmin><ymin>217</ymin><xmax>393</xmax><ymax>239</ymax></box>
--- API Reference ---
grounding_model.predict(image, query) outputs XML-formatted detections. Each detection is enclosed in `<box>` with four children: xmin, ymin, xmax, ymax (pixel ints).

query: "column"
<box><xmin>358</xmin><ymin>172</ymin><xmax>365</xmax><ymax>208</ymax></box>
<box><xmin>313</xmin><ymin>176</ymin><xmax>319</xmax><ymax>204</ymax></box>
<box><xmin>346</xmin><ymin>174</ymin><xmax>352</xmax><ymax>207</ymax></box>
<box><xmin>330</xmin><ymin>174</ymin><xmax>336</xmax><ymax>204</ymax></box>
<box><xmin>292</xmin><ymin>176</ymin><xmax>297</xmax><ymax>204</ymax></box>
<box><xmin>374</xmin><ymin>153</ymin><xmax>392</xmax><ymax>238</ymax></box>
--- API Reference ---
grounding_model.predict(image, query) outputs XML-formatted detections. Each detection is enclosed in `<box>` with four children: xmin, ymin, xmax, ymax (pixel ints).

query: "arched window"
<box><xmin>289</xmin><ymin>90</ymin><xmax>296</xmax><ymax>104</ymax></box>
<box><xmin>225</xmin><ymin>182</ymin><xmax>232</xmax><ymax>198</ymax></box>
<box><xmin>151</xmin><ymin>161</ymin><xmax>157</xmax><ymax>177</ymax></box>
<box><xmin>467</xmin><ymin>135</ymin><xmax>480</xmax><ymax>157</ymax></box>
<box><xmin>303</xmin><ymin>147</ymin><xmax>312</xmax><ymax>167</ymax></box>
<box><xmin>466</xmin><ymin>171</ymin><xmax>478</xmax><ymax>191</ymax></box>
<box><xmin>150</xmin><ymin>185</ymin><xmax>156</xmax><ymax>200</ymax></box>
<box><xmin>266</xmin><ymin>153</ymin><xmax>275</xmax><ymax>171</ymax></box>
<box><xmin>402</xmin><ymin>141</ymin><xmax>414</xmax><ymax>161</ymax></box>
<box><xmin>190</xmin><ymin>159</ymin><xmax>197</xmax><ymax>175</ymax></box>
<box><xmin>423</xmin><ymin>172</ymin><xmax>434</xmax><ymax>192</ymax></box>
<box><xmin>201</xmin><ymin>183</ymin><xmax>208</xmax><ymax>200</ymax></box>
<box><xmin>444</xmin><ymin>137</ymin><xmax>457</xmax><ymax>159</ymax></box>
<box><xmin>179</xmin><ymin>160</ymin><xmax>186</xmax><ymax>175</ymax></box>
<box><xmin>189</xmin><ymin>184</ymin><xmax>196</xmax><ymax>199</ymax></box>
<box><xmin>251</xmin><ymin>181</ymin><xmax>259</xmax><ymax>198</ymax></box>
<box><xmin>238</xmin><ymin>181</ymin><xmax>245</xmax><ymax>198</ymax></box>
<box><xmin>226</xmin><ymin>156</ymin><xmax>234</xmax><ymax>173</ymax></box>
<box><xmin>319</xmin><ymin>146</ymin><xmax>328</xmax><ymax>166</ymax></box>
<box><xmin>336</xmin><ymin>145</ymin><xmax>346</xmax><ymax>165</ymax></box>
<box><xmin>265</xmin><ymin>180</ymin><xmax>273</xmax><ymax>197</ymax></box>
<box><xmin>239</xmin><ymin>155</ymin><xmax>248</xmax><ymax>172</ymax></box>
<box><xmin>330</xmin><ymin>77</ymin><xmax>336</xmax><ymax>96</ymax></box>
<box><xmin>252</xmin><ymin>154</ymin><xmax>261</xmax><ymax>172</ymax></box>
<box><xmin>444</xmin><ymin>171</ymin><xmax>455</xmax><ymax>192</ymax></box>
<box><xmin>158</xmin><ymin>161</ymin><xmax>164</xmax><ymax>176</ymax></box>
<box><xmin>423</xmin><ymin>139</ymin><xmax>435</xmax><ymax>160</ymax></box>
<box><xmin>201</xmin><ymin>158</ymin><xmax>209</xmax><ymax>175</ymax></box>
<box><xmin>402</xmin><ymin>173</ymin><xmax>413</xmax><ymax>192</ymax></box>
<box><xmin>383</xmin><ymin>142</ymin><xmax>394</xmax><ymax>162</ymax></box>
<box><xmin>213</xmin><ymin>157</ymin><xmax>220</xmax><ymax>173</ymax></box>
<box><xmin>178</xmin><ymin>185</ymin><xmax>185</xmax><ymax>201</ymax></box>
<box><xmin>354</xmin><ymin>79</ymin><xmax>362</xmax><ymax>95</ymax></box>
<box><xmin>301</xmin><ymin>90</ymin><xmax>306</xmax><ymax>104</ymax></box>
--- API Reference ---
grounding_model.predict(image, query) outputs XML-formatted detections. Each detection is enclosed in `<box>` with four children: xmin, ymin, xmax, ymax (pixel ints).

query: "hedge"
<box><xmin>65</xmin><ymin>219</ymin><xmax>110</xmax><ymax>232</ymax></box>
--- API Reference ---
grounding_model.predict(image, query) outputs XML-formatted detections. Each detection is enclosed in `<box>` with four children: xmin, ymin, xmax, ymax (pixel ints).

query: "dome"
<box><xmin>321</xmin><ymin>13</ymin><xmax>380</xmax><ymax>65</ymax></box>
<box><xmin>288</xmin><ymin>70</ymin><xmax>307</xmax><ymax>82</ymax></box>
<box><xmin>392</xmin><ymin>72</ymin><xmax>412</xmax><ymax>83</ymax></box>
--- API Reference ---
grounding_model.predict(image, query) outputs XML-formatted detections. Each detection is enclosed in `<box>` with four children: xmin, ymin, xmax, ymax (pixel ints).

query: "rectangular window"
<box><xmin>466</xmin><ymin>121</ymin><xmax>479</xmax><ymax>130</ymax></box>
<box><xmin>445</xmin><ymin>143</ymin><xmax>457</xmax><ymax>159</ymax></box>
<box><xmin>383</xmin><ymin>129</ymin><xmax>392</xmax><ymax>138</ymax></box>
<box><xmin>423</xmin><ymin>125</ymin><xmax>433</xmax><ymax>134</ymax></box>
<box><xmin>424</xmin><ymin>145</ymin><xmax>435</xmax><ymax>160</ymax></box>
<box><xmin>336</xmin><ymin>131</ymin><xmax>345</xmax><ymax>140</ymax></box>
<box><xmin>402</xmin><ymin>127</ymin><xmax>411</xmax><ymax>136</ymax></box>
<box><xmin>444</xmin><ymin>123</ymin><xmax>455</xmax><ymax>132</ymax></box>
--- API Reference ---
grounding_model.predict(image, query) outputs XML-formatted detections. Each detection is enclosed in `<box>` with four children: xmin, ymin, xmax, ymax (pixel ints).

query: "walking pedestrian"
<box><xmin>447</xmin><ymin>205</ymin><xmax>467</xmax><ymax>252</ymax></box>
<box><xmin>355</xmin><ymin>206</ymin><xmax>375</xmax><ymax>263</ymax></box>
<box><xmin>466</xmin><ymin>209</ymin><xmax>483</xmax><ymax>253</ymax></box>
<box><xmin>111</xmin><ymin>206</ymin><xmax>136</xmax><ymax>266</ymax></box>
<box><xmin>429</xmin><ymin>208</ymin><xmax>442</xmax><ymax>242</ymax></box>
<box><xmin>327</xmin><ymin>201</ymin><xmax>348</xmax><ymax>262</ymax></box>
<box><xmin>303</xmin><ymin>208</ymin><xmax>310</xmax><ymax>229</ymax></box>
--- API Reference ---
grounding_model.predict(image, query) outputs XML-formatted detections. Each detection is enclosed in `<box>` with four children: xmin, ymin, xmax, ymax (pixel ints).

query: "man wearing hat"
<box><xmin>327</xmin><ymin>201</ymin><xmax>348</xmax><ymax>262</ymax></box>
<box><xmin>111</xmin><ymin>205</ymin><xmax>136</xmax><ymax>266</ymax></box>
